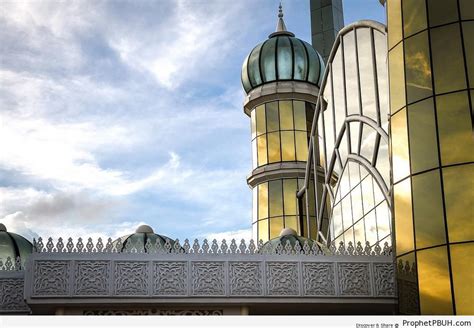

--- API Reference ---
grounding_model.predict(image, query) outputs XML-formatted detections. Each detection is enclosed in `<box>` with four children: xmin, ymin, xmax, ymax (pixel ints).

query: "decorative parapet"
<box><xmin>0</xmin><ymin>267</ymin><xmax>30</xmax><ymax>314</ymax></box>
<box><xmin>20</xmin><ymin>237</ymin><xmax>396</xmax><ymax>311</ymax></box>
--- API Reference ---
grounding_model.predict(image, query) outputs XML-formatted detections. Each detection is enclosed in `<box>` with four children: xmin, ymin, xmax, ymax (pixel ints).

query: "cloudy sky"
<box><xmin>0</xmin><ymin>0</ymin><xmax>385</xmax><ymax>241</ymax></box>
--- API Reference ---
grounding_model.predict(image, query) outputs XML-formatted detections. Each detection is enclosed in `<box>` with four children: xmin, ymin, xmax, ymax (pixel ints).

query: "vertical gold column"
<box><xmin>387</xmin><ymin>0</ymin><xmax>474</xmax><ymax>315</ymax></box>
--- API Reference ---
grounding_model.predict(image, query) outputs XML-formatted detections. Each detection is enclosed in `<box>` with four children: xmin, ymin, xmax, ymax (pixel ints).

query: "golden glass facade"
<box><xmin>387</xmin><ymin>0</ymin><xmax>474</xmax><ymax>315</ymax></box>
<box><xmin>253</xmin><ymin>178</ymin><xmax>317</xmax><ymax>242</ymax></box>
<box><xmin>249</xmin><ymin>99</ymin><xmax>315</xmax><ymax>242</ymax></box>
<box><xmin>251</xmin><ymin>100</ymin><xmax>311</xmax><ymax>169</ymax></box>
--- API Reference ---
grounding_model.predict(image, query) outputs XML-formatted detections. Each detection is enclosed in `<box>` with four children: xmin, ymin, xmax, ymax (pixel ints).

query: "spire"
<box><xmin>269</xmin><ymin>2</ymin><xmax>295</xmax><ymax>38</ymax></box>
<box><xmin>276</xmin><ymin>2</ymin><xmax>287</xmax><ymax>32</ymax></box>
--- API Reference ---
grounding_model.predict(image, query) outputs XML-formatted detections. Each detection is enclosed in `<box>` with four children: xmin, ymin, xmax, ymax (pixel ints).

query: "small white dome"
<box><xmin>279</xmin><ymin>227</ymin><xmax>297</xmax><ymax>237</ymax></box>
<box><xmin>135</xmin><ymin>224</ymin><xmax>154</xmax><ymax>234</ymax></box>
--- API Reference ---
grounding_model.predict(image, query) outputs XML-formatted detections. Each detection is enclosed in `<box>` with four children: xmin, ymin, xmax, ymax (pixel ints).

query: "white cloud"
<box><xmin>203</xmin><ymin>229</ymin><xmax>252</xmax><ymax>243</ymax></box>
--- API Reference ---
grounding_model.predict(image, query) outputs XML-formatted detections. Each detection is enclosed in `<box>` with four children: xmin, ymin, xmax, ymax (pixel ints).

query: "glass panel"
<box><xmin>403</xmin><ymin>0</ymin><xmax>427</xmax><ymax>37</ymax></box>
<box><xmin>258</xmin><ymin>219</ymin><xmax>269</xmax><ymax>242</ymax></box>
<box><xmin>252</xmin><ymin>139</ymin><xmax>257</xmax><ymax>169</ymax></box>
<box><xmin>358</xmin><ymin>28</ymin><xmax>377</xmax><ymax>121</ymax></box>
<box><xmin>387</xmin><ymin>0</ymin><xmax>403</xmax><ymax>49</ymax></box>
<box><xmin>460</xmin><ymin>0</ymin><xmax>474</xmax><ymax>20</ymax></box>
<box><xmin>417</xmin><ymin>246</ymin><xmax>454</xmax><ymax>314</ymax></box>
<box><xmin>257</xmin><ymin>135</ymin><xmax>267</xmax><ymax>166</ymax></box>
<box><xmin>376</xmin><ymin>138</ymin><xmax>390</xmax><ymax>185</ymax></box>
<box><xmin>277</xmin><ymin>37</ymin><xmax>292</xmax><ymax>80</ymax></box>
<box><xmin>283</xmin><ymin>179</ymin><xmax>297</xmax><ymax>215</ymax></box>
<box><xmin>462</xmin><ymin>22</ymin><xmax>474</xmax><ymax>87</ymax></box>
<box><xmin>269</xmin><ymin>180</ymin><xmax>283</xmax><ymax>217</ymax></box>
<box><xmin>261</xmin><ymin>37</ymin><xmax>277</xmax><ymax>82</ymax></box>
<box><xmin>376</xmin><ymin>201</ymin><xmax>391</xmax><ymax>240</ymax></box>
<box><xmin>404</xmin><ymin>31</ymin><xmax>432</xmax><ymax>104</ymax></box>
<box><xmin>285</xmin><ymin>216</ymin><xmax>299</xmax><ymax>232</ymax></box>
<box><xmin>443</xmin><ymin>164</ymin><xmax>474</xmax><ymax>243</ymax></box>
<box><xmin>436</xmin><ymin>91</ymin><xmax>474</xmax><ymax>165</ymax></box>
<box><xmin>267</xmin><ymin>132</ymin><xmax>281</xmax><ymax>163</ymax></box>
<box><xmin>279</xmin><ymin>101</ymin><xmax>293</xmax><ymax>130</ymax></box>
<box><xmin>341</xmin><ymin>194</ymin><xmax>353</xmax><ymax>232</ymax></box>
<box><xmin>248</xmin><ymin>43</ymin><xmax>263</xmax><ymax>86</ymax></box>
<box><xmin>252</xmin><ymin>188</ymin><xmax>258</xmax><ymax>223</ymax></box>
<box><xmin>389</xmin><ymin>43</ymin><xmax>406</xmax><ymax>113</ymax></box>
<box><xmin>397</xmin><ymin>252</ymin><xmax>419</xmax><ymax>314</ymax></box>
<box><xmin>251</xmin><ymin>109</ymin><xmax>256</xmax><ymax>139</ymax></box>
<box><xmin>360</xmin><ymin>124</ymin><xmax>376</xmax><ymax>162</ymax></box>
<box><xmin>361</xmin><ymin>175</ymin><xmax>375</xmax><ymax>215</ymax></box>
<box><xmin>450</xmin><ymin>243</ymin><xmax>474</xmax><ymax>315</ymax></box>
<box><xmin>339</xmin><ymin>164</ymin><xmax>351</xmax><ymax>198</ymax></box>
<box><xmin>304</xmin><ymin>41</ymin><xmax>321</xmax><ymax>84</ymax></box>
<box><xmin>241</xmin><ymin>54</ymin><xmax>252</xmax><ymax>93</ymax></box>
<box><xmin>266</xmin><ymin>101</ymin><xmax>279</xmax><ymax>132</ymax></box>
<box><xmin>351</xmin><ymin>185</ymin><xmax>364</xmax><ymax>223</ymax></box>
<box><xmin>256</xmin><ymin>104</ymin><xmax>266</xmax><ymax>136</ymax></box>
<box><xmin>295</xmin><ymin>131</ymin><xmax>308</xmax><ymax>161</ymax></box>
<box><xmin>270</xmin><ymin>216</ymin><xmax>284</xmax><ymax>239</ymax></box>
<box><xmin>333</xmin><ymin>203</ymin><xmax>343</xmax><ymax>238</ymax></box>
<box><xmin>412</xmin><ymin>170</ymin><xmax>446</xmax><ymax>249</ymax></box>
<box><xmin>349</xmin><ymin>122</ymin><xmax>360</xmax><ymax>155</ymax></box>
<box><xmin>431</xmin><ymin>23</ymin><xmax>467</xmax><ymax>94</ymax></box>
<box><xmin>374</xmin><ymin>30</ymin><xmax>389</xmax><ymax>125</ymax></box>
<box><xmin>344</xmin><ymin>30</ymin><xmax>359</xmax><ymax>115</ymax></box>
<box><xmin>339</xmin><ymin>129</ymin><xmax>349</xmax><ymax>164</ymax></box>
<box><xmin>323</xmin><ymin>75</ymin><xmax>335</xmax><ymax>163</ymax></box>
<box><xmin>394</xmin><ymin>179</ymin><xmax>414</xmax><ymax>255</ymax></box>
<box><xmin>293</xmin><ymin>39</ymin><xmax>308</xmax><ymax>80</ymax></box>
<box><xmin>293</xmin><ymin>101</ymin><xmax>307</xmax><ymax>131</ymax></box>
<box><xmin>332</xmin><ymin>47</ymin><xmax>345</xmax><ymax>133</ymax></box>
<box><xmin>258</xmin><ymin>182</ymin><xmax>268</xmax><ymax>220</ymax></box>
<box><xmin>353</xmin><ymin>218</ymin><xmax>366</xmax><ymax>245</ymax></box>
<box><xmin>391</xmin><ymin>108</ymin><xmax>410</xmax><ymax>182</ymax></box>
<box><xmin>280</xmin><ymin>131</ymin><xmax>296</xmax><ymax>161</ymax></box>
<box><xmin>407</xmin><ymin>98</ymin><xmax>439</xmax><ymax>173</ymax></box>
<box><xmin>427</xmin><ymin>0</ymin><xmax>459</xmax><ymax>27</ymax></box>
<box><xmin>365</xmin><ymin>210</ymin><xmax>378</xmax><ymax>245</ymax></box>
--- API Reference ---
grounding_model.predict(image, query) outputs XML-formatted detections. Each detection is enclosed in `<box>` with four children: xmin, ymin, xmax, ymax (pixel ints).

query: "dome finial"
<box><xmin>276</xmin><ymin>1</ymin><xmax>287</xmax><ymax>32</ymax></box>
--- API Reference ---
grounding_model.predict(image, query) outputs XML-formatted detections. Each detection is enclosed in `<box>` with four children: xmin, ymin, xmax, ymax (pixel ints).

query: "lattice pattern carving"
<box><xmin>114</xmin><ymin>262</ymin><xmax>148</xmax><ymax>295</ymax></box>
<box><xmin>338</xmin><ymin>263</ymin><xmax>371</xmax><ymax>296</ymax></box>
<box><xmin>374</xmin><ymin>263</ymin><xmax>395</xmax><ymax>297</ymax></box>
<box><xmin>83</xmin><ymin>309</ymin><xmax>223</xmax><ymax>315</ymax></box>
<box><xmin>153</xmin><ymin>262</ymin><xmax>187</xmax><ymax>295</ymax></box>
<box><xmin>74</xmin><ymin>261</ymin><xmax>109</xmax><ymax>295</ymax></box>
<box><xmin>191</xmin><ymin>262</ymin><xmax>225</xmax><ymax>296</ymax></box>
<box><xmin>302</xmin><ymin>262</ymin><xmax>335</xmax><ymax>296</ymax></box>
<box><xmin>33</xmin><ymin>261</ymin><xmax>69</xmax><ymax>296</ymax></box>
<box><xmin>266</xmin><ymin>262</ymin><xmax>299</xmax><ymax>296</ymax></box>
<box><xmin>0</xmin><ymin>278</ymin><xmax>30</xmax><ymax>312</ymax></box>
<box><xmin>229</xmin><ymin>262</ymin><xmax>263</xmax><ymax>296</ymax></box>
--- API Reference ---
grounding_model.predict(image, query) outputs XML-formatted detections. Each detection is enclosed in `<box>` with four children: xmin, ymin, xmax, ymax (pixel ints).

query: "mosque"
<box><xmin>0</xmin><ymin>0</ymin><xmax>472</xmax><ymax>315</ymax></box>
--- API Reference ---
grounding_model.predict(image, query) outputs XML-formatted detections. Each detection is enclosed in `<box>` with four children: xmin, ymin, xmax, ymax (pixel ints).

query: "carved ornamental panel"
<box><xmin>229</xmin><ymin>261</ymin><xmax>263</xmax><ymax>296</ymax></box>
<box><xmin>302</xmin><ymin>262</ymin><xmax>336</xmax><ymax>296</ymax></box>
<box><xmin>33</xmin><ymin>260</ymin><xmax>69</xmax><ymax>296</ymax></box>
<box><xmin>191</xmin><ymin>262</ymin><xmax>225</xmax><ymax>296</ymax></box>
<box><xmin>74</xmin><ymin>261</ymin><xmax>110</xmax><ymax>296</ymax></box>
<box><xmin>114</xmin><ymin>261</ymin><xmax>148</xmax><ymax>296</ymax></box>
<box><xmin>337</xmin><ymin>263</ymin><xmax>371</xmax><ymax>296</ymax></box>
<box><xmin>153</xmin><ymin>261</ymin><xmax>187</xmax><ymax>296</ymax></box>
<box><xmin>374</xmin><ymin>263</ymin><xmax>395</xmax><ymax>297</ymax></box>
<box><xmin>0</xmin><ymin>278</ymin><xmax>30</xmax><ymax>312</ymax></box>
<box><xmin>266</xmin><ymin>262</ymin><xmax>299</xmax><ymax>296</ymax></box>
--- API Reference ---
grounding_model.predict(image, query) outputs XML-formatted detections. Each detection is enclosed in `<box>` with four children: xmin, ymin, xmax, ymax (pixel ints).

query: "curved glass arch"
<box><xmin>277</xmin><ymin>36</ymin><xmax>292</xmax><ymax>79</ymax></box>
<box><xmin>292</xmin><ymin>38</ymin><xmax>308</xmax><ymax>80</ymax></box>
<box><xmin>260</xmin><ymin>37</ymin><xmax>277</xmax><ymax>82</ymax></box>
<box><xmin>248</xmin><ymin>43</ymin><xmax>263</xmax><ymax>87</ymax></box>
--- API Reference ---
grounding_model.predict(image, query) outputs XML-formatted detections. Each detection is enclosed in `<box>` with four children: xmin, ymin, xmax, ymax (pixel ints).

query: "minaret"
<box><xmin>241</xmin><ymin>4</ymin><xmax>326</xmax><ymax>242</ymax></box>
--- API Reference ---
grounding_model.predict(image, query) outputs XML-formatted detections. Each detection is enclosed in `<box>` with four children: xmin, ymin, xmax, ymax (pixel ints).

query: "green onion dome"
<box><xmin>241</xmin><ymin>5</ymin><xmax>325</xmax><ymax>94</ymax></box>
<box><xmin>0</xmin><ymin>223</ymin><xmax>33</xmax><ymax>267</ymax></box>
<box><xmin>112</xmin><ymin>224</ymin><xmax>179</xmax><ymax>253</ymax></box>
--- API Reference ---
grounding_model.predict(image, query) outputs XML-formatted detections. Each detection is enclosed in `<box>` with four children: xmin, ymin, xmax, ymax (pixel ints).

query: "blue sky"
<box><xmin>0</xmin><ymin>0</ymin><xmax>385</xmax><ymax>241</ymax></box>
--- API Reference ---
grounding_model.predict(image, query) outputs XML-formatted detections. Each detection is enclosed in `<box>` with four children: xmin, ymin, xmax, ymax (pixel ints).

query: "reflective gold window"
<box><xmin>462</xmin><ymin>22</ymin><xmax>474</xmax><ymax>87</ymax></box>
<box><xmin>293</xmin><ymin>101</ymin><xmax>307</xmax><ymax>131</ymax></box>
<box><xmin>460</xmin><ymin>0</ymin><xmax>474</xmax><ymax>20</ymax></box>
<box><xmin>269</xmin><ymin>180</ymin><xmax>283</xmax><ymax>217</ymax></box>
<box><xmin>436</xmin><ymin>91</ymin><xmax>474</xmax><ymax>165</ymax></box>
<box><xmin>257</xmin><ymin>134</ymin><xmax>267</xmax><ymax>167</ymax></box>
<box><xmin>403</xmin><ymin>0</ymin><xmax>427</xmax><ymax>37</ymax></box>
<box><xmin>427</xmin><ymin>0</ymin><xmax>459</xmax><ymax>27</ymax></box>
<box><xmin>258</xmin><ymin>219</ymin><xmax>269</xmax><ymax>242</ymax></box>
<box><xmin>412</xmin><ymin>170</ymin><xmax>446</xmax><ymax>249</ymax></box>
<box><xmin>256</xmin><ymin>104</ymin><xmax>266</xmax><ymax>136</ymax></box>
<box><xmin>394</xmin><ymin>179</ymin><xmax>414</xmax><ymax>255</ymax></box>
<box><xmin>443</xmin><ymin>164</ymin><xmax>474</xmax><ymax>243</ymax></box>
<box><xmin>266</xmin><ymin>101</ymin><xmax>279</xmax><ymax>132</ymax></box>
<box><xmin>431</xmin><ymin>23</ymin><xmax>467</xmax><ymax>94</ymax></box>
<box><xmin>404</xmin><ymin>31</ymin><xmax>432</xmax><ymax>104</ymax></box>
<box><xmin>417</xmin><ymin>246</ymin><xmax>453</xmax><ymax>314</ymax></box>
<box><xmin>389</xmin><ymin>43</ymin><xmax>406</xmax><ymax>113</ymax></box>
<box><xmin>267</xmin><ymin>132</ymin><xmax>281</xmax><ymax>163</ymax></box>
<box><xmin>279</xmin><ymin>100</ymin><xmax>293</xmax><ymax>130</ymax></box>
<box><xmin>450</xmin><ymin>243</ymin><xmax>474</xmax><ymax>315</ymax></box>
<box><xmin>387</xmin><ymin>0</ymin><xmax>403</xmax><ymax>49</ymax></box>
<box><xmin>391</xmin><ymin>109</ymin><xmax>410</xmax><ymax>182</ymax></box>
<box><xmin>258</xmin><ymin>182</ymin><xmax>268</xmax><ymax>220</ymax></box>
<box><xmin>407</xmin><ymin>98</ymin><xmax>438</xmax><ymax>173</ymax></box>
